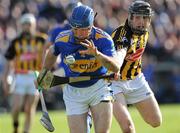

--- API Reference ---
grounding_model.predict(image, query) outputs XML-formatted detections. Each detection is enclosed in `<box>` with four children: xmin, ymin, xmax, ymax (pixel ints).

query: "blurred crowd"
<box><xmin>0</xmin><ymin>0</ymin><xmax>180</xmax><ymax>108</ymax></box>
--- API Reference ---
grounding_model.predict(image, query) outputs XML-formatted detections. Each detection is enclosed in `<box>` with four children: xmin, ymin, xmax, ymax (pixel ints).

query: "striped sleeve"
<box><xmin>111</xmin><ymin>26</ymin><xmax>127</xmax><ymax>50</ymax></box>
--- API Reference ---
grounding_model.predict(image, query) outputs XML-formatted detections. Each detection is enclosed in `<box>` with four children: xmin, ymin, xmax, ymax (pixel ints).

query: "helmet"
<box><xmin>66</xmin><ymin>2</ymin><xmax>82</xmax><ymax>12</ymax></box>
<box><xmin>20</xmin><ymin>13</ymin><xmax>36</xmax><ymax>25</ymax></box>
<box><xmin>69</xmin><ymin>5</ymin><xmax>94</xmax><ymax>28</ymax></box>
<box><xmin>129</xmin><ymin>1</ymin><xmax>153</xmax><ymax>16</ymax></box>
<box><xmin>128</xmin><ymin>1</ymin><xmax>153</xmax><ymax>35</ymax></box>
<box><xmin>19</xmin><ymin>13</ymin><xmax>36</xmax><ymax>34</ymax></box>
<box><xmin>65</xmin><ymin>2</ymin><xmax>82</xmax><ymax>19</ymax></box>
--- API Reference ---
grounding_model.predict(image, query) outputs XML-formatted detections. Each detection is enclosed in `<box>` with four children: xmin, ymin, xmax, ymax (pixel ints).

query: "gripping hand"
<box><xmin>36</xmin><ymin>69</ymin><xmax>54</xmax><ymax>90</ymax></box>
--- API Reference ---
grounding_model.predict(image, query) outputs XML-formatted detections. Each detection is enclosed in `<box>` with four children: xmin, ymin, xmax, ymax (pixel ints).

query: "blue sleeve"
<box><xmin>48</xmin><ymin>29</ymin><xmax>60</xmax><ymax>43</ymax></box>
<box><xmin>53</xmin><ymin>42</ymin><xmax>61</xmax><ymax>56</ymax></box>
<box><xmin>99</xmin><ymin>36</ymin><xmax>116</xmax><ymax>57</ymax></box>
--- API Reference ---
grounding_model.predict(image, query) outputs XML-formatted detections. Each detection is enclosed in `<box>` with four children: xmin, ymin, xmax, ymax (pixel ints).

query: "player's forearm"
<box><xmin>95</xmin><ymin>53</ymin><xmax>120</xmax><ymax>73</ymax></box>
<box><xmin>3</xmin><ymin>61</ymin><xmax>10</xmax><ymax>79</ymax></box>
<box><xmin>42</xmin><ymin>47</ymin><xmax>57</xmax><ymax>70</ymax></box>
<box><xmin>2</xmin><ymin>60</ymin><xmax>11</xmax><ymax>92</ymax></box>
<box><xmin>116</xmin><ymin>48</ymin><xmax>127</xmax><ymax>68</ymax></box>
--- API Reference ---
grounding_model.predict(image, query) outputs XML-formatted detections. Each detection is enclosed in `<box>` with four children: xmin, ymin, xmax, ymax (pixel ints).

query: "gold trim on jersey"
<box><xmin>95</xmin><ymin>32</ymin><xmax>106</xmax><ymax>40</ymax></box>
<box><xmin>56</xmin><ymin>35</ymin><xmax>70</xmax><ymax>43</ymax></box>
<box><xmin>68</xmin><ymin>59</ymin><xmax>102</xmax><ymax>73</ymax></box>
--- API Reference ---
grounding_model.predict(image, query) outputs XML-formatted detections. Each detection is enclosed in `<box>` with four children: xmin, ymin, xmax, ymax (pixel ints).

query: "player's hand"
<box><xmin>107</xmin><ymin>73</ymin><xmax>120</xmax><ymax>82</ymax></box>
<box><xmin>114</xmin><ymin>73</ymin><xmax>120</xmax><ymax>81</ymax></box>
<box><xmin>35</xmin><ymin>70</ymin><xmax>54</xmax><ymax>90</ymax></box>
<box><xmin>34</xmin><ymin>80</ymin><xmax>40</xmax><ymax>91</ymax></box>
<box><xmin>79</xmin><ymin>39</ymin><xmax>100</xmax><ymax>56</ymax></box>
<box><xmin>34</xmin><ymin>71</ymin><xmax>42</xmax><ymax>91</ymax></box>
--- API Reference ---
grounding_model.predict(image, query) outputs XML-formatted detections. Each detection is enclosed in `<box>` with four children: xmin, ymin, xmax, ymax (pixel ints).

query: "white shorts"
<box><xmin>111</xmin><ymin>73</ymin><xmax>153</xmax><ymax>104</ymax></box>
<box><xmin>12</xmin><ymin>72</ymin><xmax>38</xmax><ymax>95</ymax></box>
<box><xmin>63</xmin><ymin>79</ymin><xmax>113</xmax><ymax>115</ymax></box>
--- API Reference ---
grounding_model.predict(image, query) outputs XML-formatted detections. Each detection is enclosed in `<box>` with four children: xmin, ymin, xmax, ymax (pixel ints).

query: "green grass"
<box><xmin>0</xmin><ymin>104</ymin><xmax>180</xmax><ymax>133</ymax></box>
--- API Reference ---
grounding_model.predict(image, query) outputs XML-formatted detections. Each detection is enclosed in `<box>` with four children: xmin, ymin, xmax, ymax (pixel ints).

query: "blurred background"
<box><xmin>0</xmin><ymin>0</ymin><xmax>179</xmax><ymax>112</ymax></box>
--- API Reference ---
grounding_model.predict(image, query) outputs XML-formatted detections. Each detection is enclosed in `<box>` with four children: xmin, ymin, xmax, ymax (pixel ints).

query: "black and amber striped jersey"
<box><xmin>112</xmin><ymin>20</ymin><xmax>149</xmax><ymax>80</ymax></box>
<box><xmin>5</xmin><ymin>32</ymin><xmax>47</xmax><ymax>73</ymax></box>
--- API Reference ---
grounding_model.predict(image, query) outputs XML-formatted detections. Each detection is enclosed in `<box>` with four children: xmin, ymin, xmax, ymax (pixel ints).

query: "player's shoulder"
<box><xmin>55</xmin><ymin>30</ymin><xmax>71</xmax><ymax>43</ymax></box>
<box><xmin>93</xmin><ymin>27</ymin><xmax>112</xmax><ymax>41</ymax></box>
<box><xmin>11</xmin><ymin>34</ymin><xmax>21</xmax><ymax>44</ymax></box>
<box><xmin>50</xmin><ymin>26</ymin><xmax>65</xmax><ymax>35</ymax></box>
<box><xmin>35</xmin><ymin>32</ymin><xmax>48</xmax><ymax>40</ymax></box>
<box><xmin>111</xmin><ymin>24</ymin><xmax>125</xmax><ymax>38</ymax></box>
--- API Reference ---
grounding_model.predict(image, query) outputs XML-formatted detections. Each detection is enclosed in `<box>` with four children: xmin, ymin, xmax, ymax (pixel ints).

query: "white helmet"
<box><xmin>19</xmin><ymin>13</ymin><xmax>36</xmax><ymax>34</ymax></box>
<box><xmin>20</xmin><ymin>13</ymin><xmax>36</xmax><ymax>25</ymax></box>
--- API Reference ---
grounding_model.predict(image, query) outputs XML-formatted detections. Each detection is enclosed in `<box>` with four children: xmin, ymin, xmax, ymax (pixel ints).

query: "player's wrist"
<box><xmin>37</xmin><ymin>68</ymin><xmax>48</xmax><ymax>84</ymax></box>
<box><xmin>37</xmin><ymin>69</ymin><xmax>54</xmax><ymax>90</ymax></box>
<box><xmin>94</xmin><ymin>47</ymin><xmax>101</xmax><ymax>57</ymax></box>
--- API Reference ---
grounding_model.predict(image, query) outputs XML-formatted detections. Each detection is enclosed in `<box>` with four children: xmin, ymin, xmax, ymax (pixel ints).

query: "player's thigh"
<box><xmin>25</xmin><ymin>82</ymin><xmax>39</xmax><ymax>111</ymax></box>
<box><xmin>113</xmin><ymin>93</ymin><xmax>135</xmax><ymax>130</ymax></box>
<box><xmin>134</xmin><ymin>95</ymin><xmax>162</xmax><ymax>126</ymax></box>
<box><xmin>90</xmin><ymin>101</ymin><xmax>113</xmax><ymax>132</ymax></box>
<box><xmin>67</xmin><ymin>113</ymin><xmax>88</xmax><ymax>133</ymax></box>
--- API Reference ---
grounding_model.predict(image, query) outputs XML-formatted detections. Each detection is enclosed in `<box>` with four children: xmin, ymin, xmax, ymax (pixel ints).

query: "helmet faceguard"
<box><xmin>128</xmin><ymin>1</ymin><xmax>153</xmax><ymax>35</ymax></box>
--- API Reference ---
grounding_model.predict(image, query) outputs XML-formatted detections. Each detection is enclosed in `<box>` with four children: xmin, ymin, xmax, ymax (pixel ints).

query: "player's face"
<box><xmin>72</xmin><ymin>26</ymin><xmax>92</xmax><ymax>42</ymax></box>
<box><xmin>21</xmin><ymin>22</ymin><xmax>35</xmax><ymax>34</ymax></box>
<box><xmin>131</xmin><ymin>14</ymin><xmax>151</xmax><ymax>33</ymax></box>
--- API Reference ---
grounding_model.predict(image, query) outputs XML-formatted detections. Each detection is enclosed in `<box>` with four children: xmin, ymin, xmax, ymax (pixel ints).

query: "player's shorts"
<box><xmin>63</xmin><ymin>79</ymin><xmax>113</xmax><ymax>115</ymax></box>
<box><xmin>12</xmin><ymin>72</ymin><xmax>38</xmax><ymax>95</ymax></box>
<box><xmin>111</xmin><ymin>73</ymin><xmax>153</xmax><ymax>104</ymax></box>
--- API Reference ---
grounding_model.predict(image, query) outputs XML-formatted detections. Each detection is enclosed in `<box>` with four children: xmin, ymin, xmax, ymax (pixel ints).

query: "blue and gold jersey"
<box><xmin>48</xmin><ymin>24</ymin><xmax>71</xmax><ymax>43</ymax></box>
<box><xmin>53</xmin><ymin>27</ymin><xmax>116</xmax><ymax>87</ymax></box>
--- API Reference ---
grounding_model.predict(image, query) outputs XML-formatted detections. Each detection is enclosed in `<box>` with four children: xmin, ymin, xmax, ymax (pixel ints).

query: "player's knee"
<box><xmin>95</xmin><ymin>129</ymin><xmax>109</xmax><ymax>133</ymax></box>
<box><xmin>122</xmin><ymin>128</ymin><xmax>134</xmax><ymax>133</ymax></box>
<box><xmin>95</xmin><ymin>126</ymin><xmax>111</xmax><ymax>133</ymax></box>
<box><xmin>24</xmin><ymin>106</ymin><xmax>33</xmax><ymax>116</ymax></box>
<box><xmin>12</xmin><ymin>107</ymin><xmax>20</xmax><ymax>115</ymax></box>
<box><xmin>122</xmin><ymin>122</ymin><xmax>135</xmax><ymax>133</ymax></box>
<box><xmin>150</xmin><ymin>120</ymin><xmax>162</xmax><ymax>127</ymax></box>
<box><xmin>147</xmin><ymin>117</ymin><xmax>162</xmax><ymax>128</ymax></box>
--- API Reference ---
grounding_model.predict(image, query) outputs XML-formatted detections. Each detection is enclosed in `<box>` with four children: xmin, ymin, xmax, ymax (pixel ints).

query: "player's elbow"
<box><xmin>114</xmin><ymin>66</ymin><xmax>120</xmax><ymax>73</ymax></box>
<box><xmin>109</xmin><ymin>64</ymin><xmax>120</xmax><ymax>73</ymax></box>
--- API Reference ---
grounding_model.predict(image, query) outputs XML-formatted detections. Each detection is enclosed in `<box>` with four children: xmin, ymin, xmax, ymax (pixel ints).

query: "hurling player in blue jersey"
<box><xmin>46</xmin><ymin>3</ymin><xmax>75</xmax><ymax>69</ymax></box>
<box><xmin>47</xmin><ymin>3</ymin><xmax>82</xmax><ymax>69</ymax></box>
<box><xmin>47</xmin><ymin>3</ymin><xmax>93</xmax><ymax>133</ymax></box>
<box><xmin>38</xmin><ymin>4</ymin><xmax>120</xmax><ymax>133</ymax></box>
